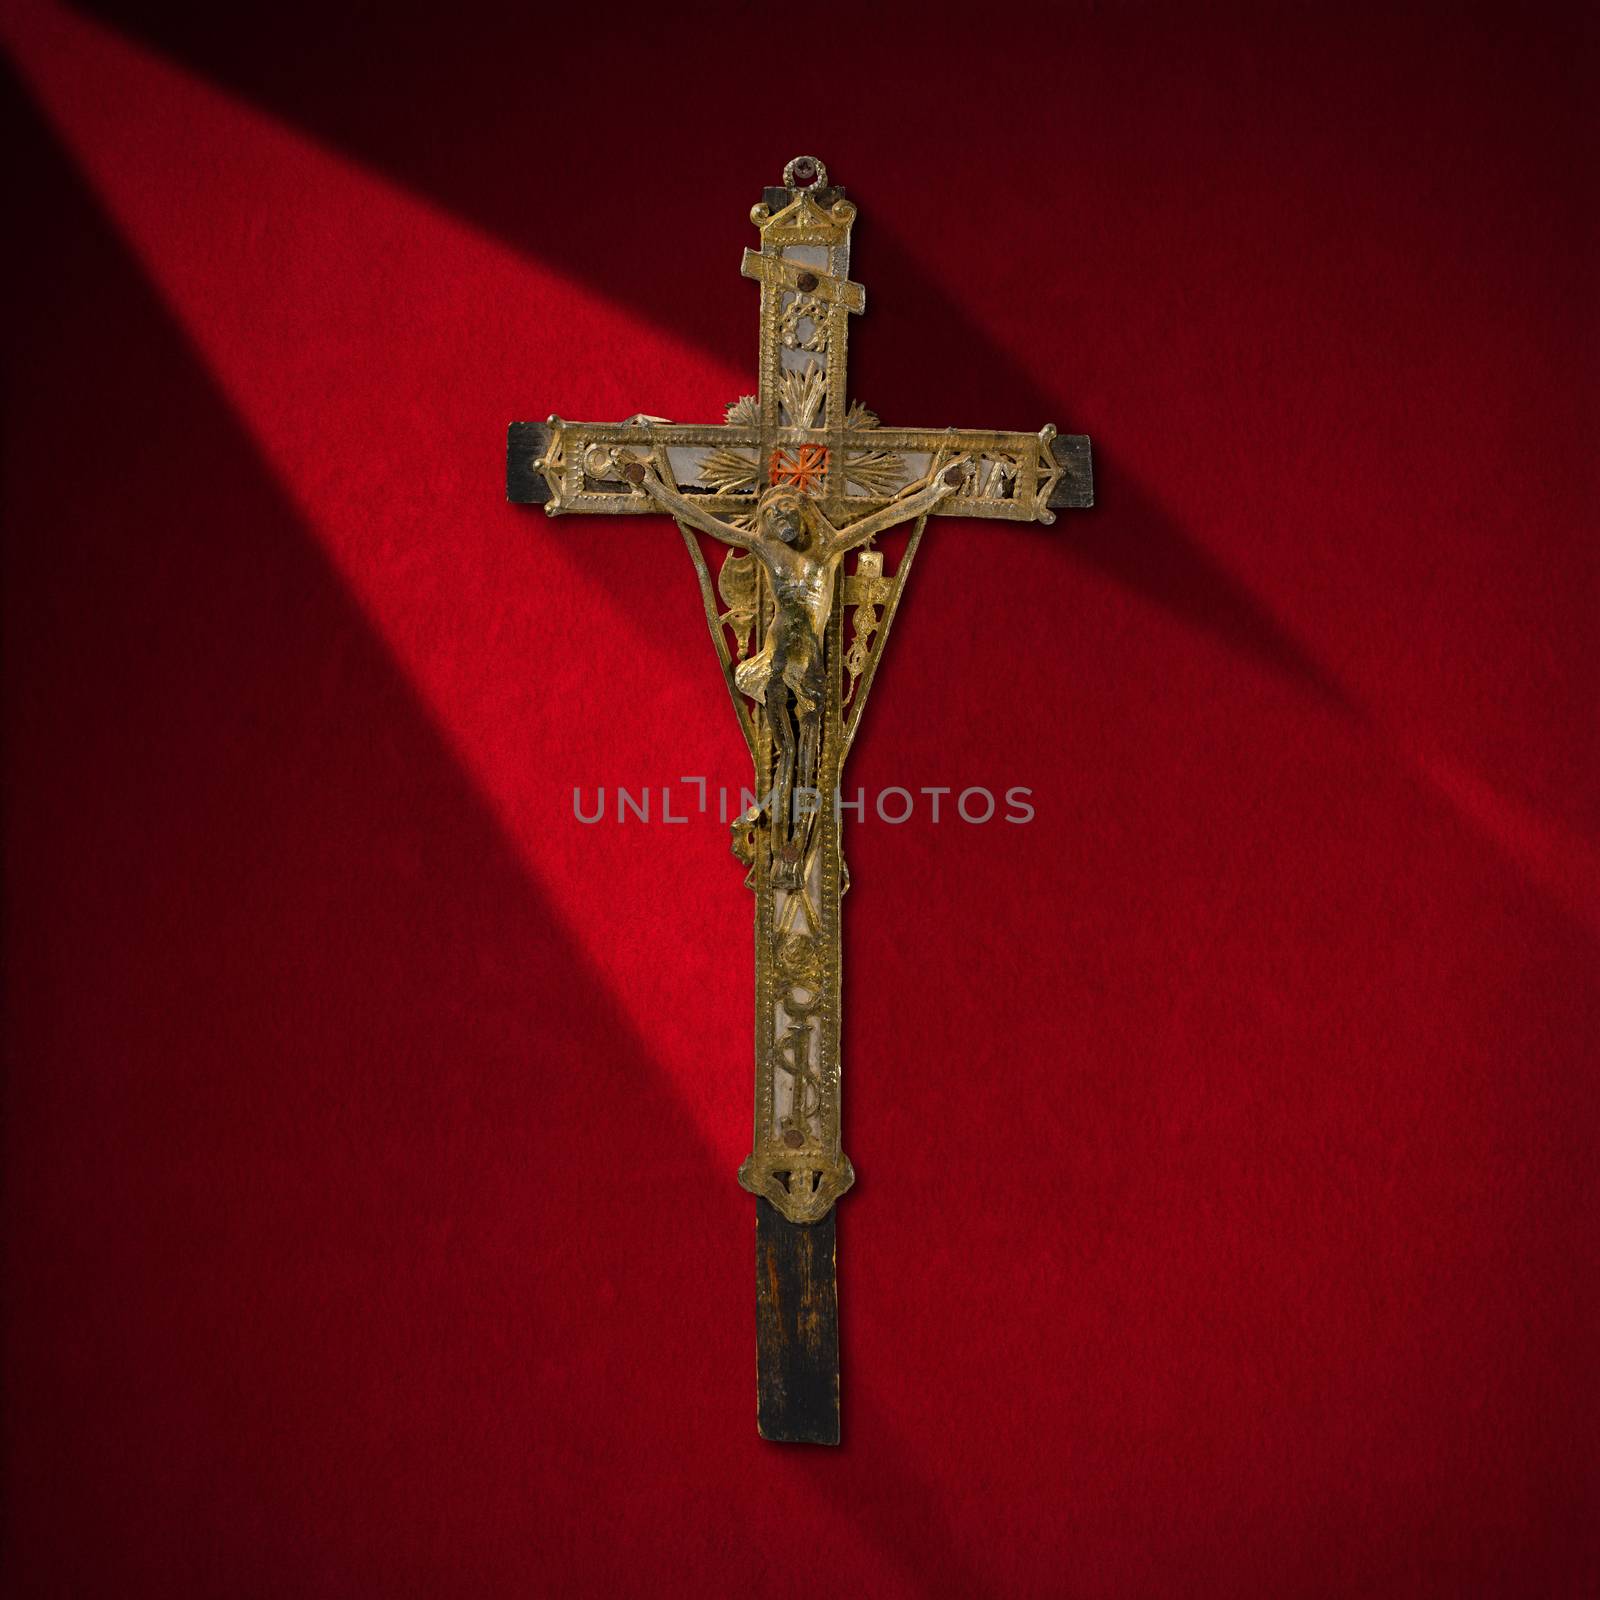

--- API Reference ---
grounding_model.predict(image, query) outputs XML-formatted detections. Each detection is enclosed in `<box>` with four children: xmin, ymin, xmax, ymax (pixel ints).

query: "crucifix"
<box><xmin>507</xmin><ymin>156</ymin><xmax>1092</xmax><ymax>1443</ymax></box>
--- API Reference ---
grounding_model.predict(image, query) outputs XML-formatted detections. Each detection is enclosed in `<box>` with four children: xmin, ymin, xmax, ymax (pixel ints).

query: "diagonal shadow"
<box><xmin>97</xmin><ymin>5</ymin><xmax>1600</xmax><ymax>921</ymax></box>
<box><xmin>52</xmin><ymin>0</ymin><xmax>1590</xmax><ymax>944</ymax></box>
<box><xmin>849</xmin><ymin>229</ymin><xmax>1351</xmax><ymax>713</ymax></box>
<box><xmin>72</xmin><ymin>0</ymin><xmax>1347</xmax><ymax>714</ymax></box>
<box><xmin>1</xmin><ymin>60</ymin><xmax>995</xmax><ymax>1599</ymax></box>
<box><xmin>12</xmin><ymin>14</ymin><xmax>1598</xmax><ymax>1592</ymax></box>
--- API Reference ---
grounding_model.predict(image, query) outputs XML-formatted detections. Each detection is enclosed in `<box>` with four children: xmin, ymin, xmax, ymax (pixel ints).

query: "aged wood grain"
<box><xmin>1047</xmin><ymin>432</ymin><xmax>1094</xmax><ymax>509</ymax></box>
<box><xmin>506</xmin><ymin>421</ymin><xmax>553</xmax><ymax>504</ymax></box>
<box><xmin>755</xmin><ymin>1198</ymin><xmax>840</xmax><ymax>1445</ymax></box>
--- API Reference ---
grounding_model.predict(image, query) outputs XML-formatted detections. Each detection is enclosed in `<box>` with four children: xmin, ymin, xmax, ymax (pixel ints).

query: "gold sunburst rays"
<box><xmin>777</xmin><ymin>361</ymin><xmax>827</xmax><ymax>428</ymax></box>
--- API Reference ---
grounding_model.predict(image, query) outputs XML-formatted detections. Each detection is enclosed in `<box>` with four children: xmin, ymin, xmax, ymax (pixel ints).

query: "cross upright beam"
<box><xmin>507</xmin><ymin>156</ymin><xmax>1092</xmax><ymax>1443</ymax></box>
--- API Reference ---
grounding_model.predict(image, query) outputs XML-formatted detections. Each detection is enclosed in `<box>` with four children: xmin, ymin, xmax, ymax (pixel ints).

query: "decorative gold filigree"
<box><xmin>842</xmin><ymin>549</ymin><xmax>893</xmax><ymax>705</ymax></box>
<box><xmin>782</xmin><ymin>155</ymin><xmax>828</xmax><ymax>189</ymax></box>
<box><xmin>780</xmin><ymin>295</ymin><xmax>829</xmax><ymax>352</ymax></box>
<box><xmin>520</xmin><ymin>160</ymin><xmax>1092</xmax><ymax>1225</ymax></box>
<box><xmin>843</xmin><ymin>449</ymin><xmax>906</xmax><ymax>496</ymax></box>
<box><xmin>777</xmin><ymin>931</ymin><xmax>823</xmax><ymax>986</ymax></box>
<box><xmin>777</xmin><ymin>361</ymin><xmax>827</xmax><ymax>428</ymax></box>
<box><xmin>976</xmin><ymin>453</ymin><xmax>1021</xmax><ymax>500</ymax></box>
<box><xmin>717</xmin><ymin>550</ymin><xmax>759</xmax><ymax>657</ymax></box>
<box><xmin>698</xmin><ymin>446</ymin><xmax>761</xmax><ymax>494</ymax></box>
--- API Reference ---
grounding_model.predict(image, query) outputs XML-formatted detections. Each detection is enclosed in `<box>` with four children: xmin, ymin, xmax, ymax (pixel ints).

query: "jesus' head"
<box><xmin>757</xmin><ymin>486</ymin><xmax>816</xmax><ymax>553</ymax></box>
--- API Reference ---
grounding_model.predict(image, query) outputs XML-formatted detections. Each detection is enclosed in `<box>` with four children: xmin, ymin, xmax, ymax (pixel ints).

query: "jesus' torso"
<box><xmin>759</xmin><ymin>538</ymin><xmax>839</xmax><ymax>640</ymax></box>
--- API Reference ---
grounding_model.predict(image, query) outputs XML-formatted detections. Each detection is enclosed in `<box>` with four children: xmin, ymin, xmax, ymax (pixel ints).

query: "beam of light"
<box><xmin>6</xmin><ymin>0</ymin><xmax>1591</xmax><ymax>1177</ymax></box>
<box><xmin>2</xmin><ymin>22</ymin><xmax>1016</xmax><ymax>1580</ymax></box>
<box><xmin>2</xmin><ymin>0</ymin><xmax>756</xmax><ymax>1155</ymax></box>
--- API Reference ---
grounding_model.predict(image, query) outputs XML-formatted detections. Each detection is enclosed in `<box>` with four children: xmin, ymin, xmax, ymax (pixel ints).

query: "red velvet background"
<box><xmin>3</xmin><ymin>2</ymin><xmax>1597</xmax><ymax>1593</ymax></box>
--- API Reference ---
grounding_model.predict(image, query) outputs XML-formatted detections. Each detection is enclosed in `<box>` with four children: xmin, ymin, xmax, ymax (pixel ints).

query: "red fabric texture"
<box><xmin>2</xmin><ymin>2</ymin><xmax>1596</xmax><ymax>1594</ymax></box>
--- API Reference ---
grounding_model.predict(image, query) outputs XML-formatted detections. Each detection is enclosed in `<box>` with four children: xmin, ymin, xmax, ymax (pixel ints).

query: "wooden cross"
<box><xmin>507</xmin><ymin>156</ymin><xmax>1092</xmax><ymax>1443</ymax></box>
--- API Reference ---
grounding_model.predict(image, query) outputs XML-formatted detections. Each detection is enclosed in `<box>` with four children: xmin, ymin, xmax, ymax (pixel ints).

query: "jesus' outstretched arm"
<box><xmin>631</xmin><ymin>463</ymin><xmax>759</xmax><ymax>551</ymax></box>
<box><xmin>821</xmin><ymin>456</ymin><xmax>970</xmax><ymax>556</ymax></box>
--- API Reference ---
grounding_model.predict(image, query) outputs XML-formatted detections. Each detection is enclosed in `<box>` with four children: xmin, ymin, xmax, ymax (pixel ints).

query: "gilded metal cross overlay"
<box><xmin>507</xmin><ymin>156</ymin><xmax>1092</xmax><ymax>1443</ymax></box>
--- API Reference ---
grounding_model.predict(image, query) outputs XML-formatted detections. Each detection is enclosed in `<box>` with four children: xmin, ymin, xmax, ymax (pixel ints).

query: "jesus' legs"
<box><xmin>768</xmin><ymin>682</ymin><xmax>802</xmax><ymax>887</ymax></box>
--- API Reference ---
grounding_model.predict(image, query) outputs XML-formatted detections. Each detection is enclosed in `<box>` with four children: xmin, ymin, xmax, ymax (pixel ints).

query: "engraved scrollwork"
<box><xmin>776</xmin><ymin>931</ymin><xmax>822</xmax><ymax>987</ymax></box>
<box><xmin>774</xmin><ymin>931</ymin><xmax>824</xmax><ymax>1150</ymax></box>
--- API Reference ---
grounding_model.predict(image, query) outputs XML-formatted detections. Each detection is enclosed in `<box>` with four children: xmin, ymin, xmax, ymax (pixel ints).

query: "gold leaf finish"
<box><xmin>522</xmin><ymin>161</ymin><xmax>1090</xmax><ymax>1222</ymax></box>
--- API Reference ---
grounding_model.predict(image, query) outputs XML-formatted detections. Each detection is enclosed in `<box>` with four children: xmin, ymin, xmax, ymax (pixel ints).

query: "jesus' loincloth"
<box><xmin>735</xmin><ymin>602</ymin><xmax>825</xmax><ymax>720</ymax></box>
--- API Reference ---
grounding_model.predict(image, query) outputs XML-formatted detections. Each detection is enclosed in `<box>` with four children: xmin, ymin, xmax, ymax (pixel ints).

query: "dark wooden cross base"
<box><xmin>755</xmin><ymin>1199</ymin><xmax>841</xmax><ymax>1444</ymax></box>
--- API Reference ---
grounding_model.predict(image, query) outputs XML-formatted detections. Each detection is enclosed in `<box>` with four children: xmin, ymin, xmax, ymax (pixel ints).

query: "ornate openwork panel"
<box><xmin>509</xmin><ymin>157</ymin><xmax>1092</xmax><ymax>1224</ymax></box>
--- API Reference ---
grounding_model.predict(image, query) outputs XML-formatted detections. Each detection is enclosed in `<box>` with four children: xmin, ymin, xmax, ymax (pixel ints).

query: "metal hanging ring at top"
<box><xmin>783</xmin><ymin>156</ymin><xmax>828</xmax><ymax>190</ymax></box>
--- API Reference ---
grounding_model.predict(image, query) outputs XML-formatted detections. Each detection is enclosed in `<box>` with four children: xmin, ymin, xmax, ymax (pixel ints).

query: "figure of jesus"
<box><xmin>623</xmin><ymin>454</ymin><xmax>969</xmax><ymax>884</ymax></box>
